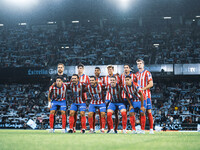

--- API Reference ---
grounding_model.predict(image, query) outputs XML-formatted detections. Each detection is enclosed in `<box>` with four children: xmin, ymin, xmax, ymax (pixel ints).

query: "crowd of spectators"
<box><xmin>0</xmin><ymin>23</ymin><xmax>200</xmax><ymax>67</ymax></box>
<box><xmin>151</xmin><ymin>80</ymin><xmax>200</xmax><ymax>130</ymax></box>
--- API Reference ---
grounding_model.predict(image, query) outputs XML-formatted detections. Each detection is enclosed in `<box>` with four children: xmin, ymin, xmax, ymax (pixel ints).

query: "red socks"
<box><xmin>62</xmin><ymin>114</ymin><xmax>66</xmax><ymax>129</ymax></box>
<box><xmin>81</xmin><ymin>116</ymin><xmax>86</xmax><ymax>129</ymax></box>
<box><xmin>121</xmin><ymin>112</ymin><xmax>127</xmax><ymax>130</ymax></box>
<box><xmin>69</xmin><ymin>116</ymin><xmax>74</xmax><ymax>129</ymax></box>
<box><xmin>130</xmin><ymin>115</ymin><xmax>136</xmax><ymax>130</ymax></box>
<box><xmin>49</xmin><ymin>114</ymin><xmax>54</xmax><ymax>129</ymax></box>
<box><xmin>88</xmin><ymin>117</ymin><xmax>94</xmax><ymax>129</ymax></box>
<box><xmin>101</xmin><ymin>116</ymin><xmax>106</xmax><ymax>129</ymax></box>
<box><xmin>148</xmin><ymin>113</ymin><xmax>154</xmax><ymax>129</ymax></box>
<box><xmin>140</xmin><ymin>115</ymin><xmax>146</xmax><ymax>130</ymax></box>
<box><xmin>107</xmin><ymin>112</ymin><xmax>113</xmax><ymax>129</ymax></box>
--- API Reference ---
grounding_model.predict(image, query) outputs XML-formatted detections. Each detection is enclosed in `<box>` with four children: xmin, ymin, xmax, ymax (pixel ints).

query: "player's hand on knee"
<box><xmin>140</xmin><ymin>106</ymin><xmax>145</xmax><ymax>112</ymax></box>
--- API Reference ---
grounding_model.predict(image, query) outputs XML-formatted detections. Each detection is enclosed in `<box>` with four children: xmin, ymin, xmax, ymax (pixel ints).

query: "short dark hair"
<box><xmin>77</xmin><ymin>63</ymin><xmax>84</xmax><ymax>69</ymax></box>
<box><xmin>90</xmin><ymin>76</ymin><xmax>96</xmax><ymax>80</ymax></box>
<box><xmin>72</xmin><ymin>74</ymin><xmax>79</xmax><ymax>79</ymax></box>
<box><xmin>95</xmin><ymin>67</ymin><xmax>100</xmax><ymax>70</ymax></box>
<box><xmin>124</xmin><ymin>64</ymin><xmax>131</xmax><ymax>68</ymax></box>
<box><xmin>110</xmin><ymin>76</ymin><xmax>116</xmax><ymax>80</ymax></box>
<box><xmin>56</xmin><ymin>76</ymin><xmax>63</xmax><ymax>81</ymax></box>
<box><xmin>125</xmin><ymin>75</ymin><xmax>131</xmax><ymax>79</ymax></box>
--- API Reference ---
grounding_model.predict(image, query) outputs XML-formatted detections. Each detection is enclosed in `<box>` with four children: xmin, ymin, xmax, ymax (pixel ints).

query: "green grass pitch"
<box><xmin>0</xmin><ymin>130</ymin><xmax>199</xmax><ymax>150</ymax></box>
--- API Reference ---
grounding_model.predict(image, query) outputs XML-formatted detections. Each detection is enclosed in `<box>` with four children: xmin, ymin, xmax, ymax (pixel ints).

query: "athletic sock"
<box><xmin>62</xmin><ymin>114</ymin><xmax>66</xmax><ymax>129</ymax></box>
<box><xmin>130</xmin><ymin>116</ymin><xmax>136</xmax><ymax>130</ymax></box>
<box><xmin>81</xmin><ymin>116</ymin><xmax>86</xmax><ymax>129</ymax></box>
<box><xmin>121</xmin><ymin>112</ymin><xmax>127</xmax><ymax>130</ymax></box>
<box><xmin>148</xmin><ymin>113</ymin><xmax>154</xmax><ymax>129</ymax></box>
<box><xmin>88</xmin><ymin>117</ymin><xmax>93</xmax><ymax>129</ymax></box>
<box><xmin>69</xmin><ymin>116</ymin><xmax>74</xmax><ymax>129</ymax></box>
<box><xmin>49</xmin><ymin>114</ymin><xmax>54</xmax><ymax>129</ymax></box>
<box><xmin>107</xmin><ymin>112</ymin><xmax>113</xmax><ymax>129</ymax></box>
<box><xmin>140</xmin><ymin>115</ymin><xmax>146</xmax><ymax>130</ymax></box>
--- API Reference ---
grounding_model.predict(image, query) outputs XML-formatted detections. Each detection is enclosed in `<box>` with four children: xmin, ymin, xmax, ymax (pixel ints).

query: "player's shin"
<box><xmin>88</xmin><ymin>117</ymin><xmax>94</xmax><ymax>130</ymax></box>
<box><xmin>101</xmin><ymin>116</ymin><xmax>106</xmax><ymax>130</ymax></box>
<box><xmin>130</xmin><ymin>115</ymin><xmax>136</xmax><ymax>130</ymax></box>
<box><xmin>121</xmin><ymin>112</ymin><xmax>127</xmax><ymax>130</ymax></box>
<box><xmin>49</xmin><ymin>114</ymin><xmax>54</xmax><ymax>129</ymax></box>
<box><xmin>62</xmin><ymin>114</ymin><xmax>66</xmax><ymax>129</ymax></box>
<box><xmin>140</xmin><ymin>114</ymin><xmax>146</xmax><ymax>130</ymax></box>
<box><xmin>107</xmin><ymin>112</ymin><xmax>113</xmax><ymax>129</ymax></box>
<box><xmin>148</xmin><ymin>112</ymin><xmax>153</xmax><ymax>129</ymax></box>
<box><xmin>69</xmin><ymin>116</ymin><xmax>74</xmax><ymax>129</ymax></box>
<box><xmin>81</xmin><ymin>116</ymin><xmax>86</xmax><ymax>129</ymax></box>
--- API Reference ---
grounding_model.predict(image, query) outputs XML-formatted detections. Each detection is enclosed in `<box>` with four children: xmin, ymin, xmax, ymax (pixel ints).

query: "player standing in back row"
<box><xmin>136</xmin><ymin>59</ymin><xmax>154</xmax><ymax>134</ymax></box>
<box><xmin>103</xmin><ymin>65</ymin><xmax>121</xmax><ymax>133</ymax></box>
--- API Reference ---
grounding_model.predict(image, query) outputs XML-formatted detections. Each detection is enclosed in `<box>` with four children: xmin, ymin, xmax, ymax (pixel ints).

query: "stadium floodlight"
<box><xmin>118</xmin><ymin>0</ymin><xmax>131</xmax><ymax>10</ymax></box>
<box><xmin>18</xmin><ymin>23</ymin><xmax>27</xmax><ymax>26</ymax></box>
<box><xmin>72</xmin><ymin>21</ymin><xmax>79</xmax><ymax>24</ymax></box>
<box><xmin>3</xmin><ymin>0</ymin><xmax>38</xmax><ymax>9</ymax></box>
<box><xmin>153</xmin><ymin>44</ymin><xmax>159</xmax><ymax>47</ymax></box>
<box><xmin>65</xmin><ymin>46</ymin><xmax>69</xmax><ymax>49</ymax></box>
<box><xmin>0</xmin><ymin>24</ymin><xmax>4</xmax><ymax>27</ymax></box>
<box><xmin>47</xmin><ymin>22</ymin><xmax>55</xmax><ymax>24</ymax></box>
<box><xmin>164</xmin><ymin>17</ymin><xmax>172</xmax><ymax>20</ymax></box>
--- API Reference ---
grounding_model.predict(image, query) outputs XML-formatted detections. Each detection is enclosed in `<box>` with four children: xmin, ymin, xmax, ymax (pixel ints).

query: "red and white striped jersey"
<box><xmin>136</xmin><ymin>70</ymin><xmax>153</xmax><ymax>99</ymax></box>
<box><xmin>79</xmin><ymin>74</ymin><xmax>90</xmax><ymax>100</ymax></box>
<box><xmin>103</xmin><ymin>74</ymin><xmax>121</xmax><ymax>101</ymax></box>
<box><xmin>123</xmin><ymin>82</ymin><xmax>146</xmax><ymax>102</ymax></box>
<box><xmin>49</xmin><ymin>84</ymin><xmax>67</xmax><ymax>101</ymax></box>
<box><xmin>103</xmin><ymin>74</ymin><xmax>121</xmax><ymax>86</ymax></box>
<box><xmin>120</xmin><ymin>73</ymin><xmax>137</xmax><ymax>99</ymax></box>
<box><xmin>67</xmin><ymin>82</ymin><xmax>86</xmax><ymax>104</ymax></box>
<box><xmin>106</xmin><ymin>84</ymin><xmax>124</xmax><ymax>103</ymax></box>
<box><xmin>86</xmin><ymin>83</ymin><xmax>105</xmax><ymax>104</ymax></box>
<box><xmin>96</xmin><ymin>76</ymin><xmax>103</xmax><ymax>84</ymax></box>
<box><xmin>79</xmin><ymin>74</ymin><xmax>90</xmax><ymax>85</ymax></box>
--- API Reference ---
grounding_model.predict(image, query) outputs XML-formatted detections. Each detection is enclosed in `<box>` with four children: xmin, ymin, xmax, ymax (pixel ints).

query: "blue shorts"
<box><xmin>147</xmin><ymin>98</ymin><xmax>152</xmax><ymax>110</ymax></box>
<box><xmin>89</xmin><ymin>103</ymin><xmax>106</xmax><ymax>112</ymax></box>
<box><xmin>108</xmin><ymin>103</ymin><xmax>126</xmax><ymax>111</ymax></box>
<box><xmin>50</xmin><ymin>100</ymin><xmax>66</xmax><ymax>111</ymax></box>
<box><xmin>129</xmin><ymin>100</ymin><xmax>147</xmax><ymax>113</ymax></box>
<box><xmin>70</xmin><ymin>103</ymin><xmax>86</xmax><ymax>112</ymax></box>
<box><xmin>124</xmin><ymin>98</ymin><xmax>133</xmax><ymax>106</ymax></box>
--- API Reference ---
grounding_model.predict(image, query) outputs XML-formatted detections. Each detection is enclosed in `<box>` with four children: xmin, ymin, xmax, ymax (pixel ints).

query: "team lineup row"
<box><xmin>48</xmin><ymin>59</ymin><xmax>154</xmax><ymax>134</ymax></box>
